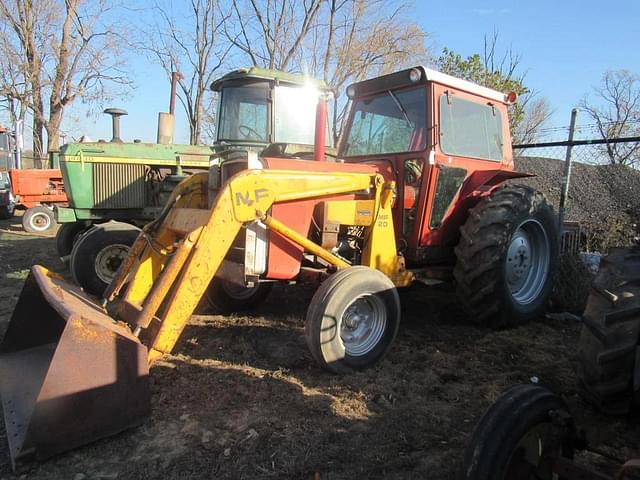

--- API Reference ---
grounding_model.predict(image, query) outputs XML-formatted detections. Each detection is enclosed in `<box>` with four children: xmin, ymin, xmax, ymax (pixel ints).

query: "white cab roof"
<box><xmin>421</xmin><ymin>67</ymin><xmax>509</xmax><ymax>103</ymax></box>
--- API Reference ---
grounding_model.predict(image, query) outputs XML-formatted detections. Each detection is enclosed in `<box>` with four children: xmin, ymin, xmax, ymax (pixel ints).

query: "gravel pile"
<box><xmin>514</xmin><ymin>156</ymin><xmax>640</xmax><ymax>251</ymax></box>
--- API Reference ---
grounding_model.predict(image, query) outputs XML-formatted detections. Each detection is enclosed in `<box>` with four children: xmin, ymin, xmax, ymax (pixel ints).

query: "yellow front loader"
<box><xmin>0</xmin><ymin>167</ymin><xmax>411</xmax><ymax>467</ymax></box>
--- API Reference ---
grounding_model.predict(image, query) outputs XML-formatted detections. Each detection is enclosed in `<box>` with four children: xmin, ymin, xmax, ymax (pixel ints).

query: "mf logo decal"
<box><xmin>235</xmin><ymin>188</ymin><xmax>271</xmax><ymax>207</ymax></box>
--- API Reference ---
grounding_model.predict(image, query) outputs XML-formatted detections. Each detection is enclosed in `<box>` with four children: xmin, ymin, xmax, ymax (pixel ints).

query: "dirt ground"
<box><xmin>0</xmin><ymin>215</ymin><xmax>638</xmax><ymax>480</ymax></box>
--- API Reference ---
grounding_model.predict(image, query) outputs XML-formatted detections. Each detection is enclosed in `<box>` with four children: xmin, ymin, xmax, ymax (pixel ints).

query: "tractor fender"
<box><xmin>425</xmin><ymin>169</ymin><xmax>535</xmax><ymax>248</ymax></box>
<box><xmin>457</xmin><ymin>169</ymin><xmax>534</xmax><ymax>200</ymax></box>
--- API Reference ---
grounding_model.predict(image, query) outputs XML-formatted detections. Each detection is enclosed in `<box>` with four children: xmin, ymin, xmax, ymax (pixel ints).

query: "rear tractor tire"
<box><xmin>577</xmin><ymin>247</ymin><xmax>640</xmax><ymax>415</ymax></box>
<box><xmin>70</xmin><ymin>222</ymin><xmax>141</xmax><ymax>297</ymax></box>
<box><xmin>305</xmin><ymin>266</ymin><xmax>401</xmax><ymax>374</ymax></box>
<box><xmin>55</xmin><ymin>221</ymin><xmax>91</xmax><ymax>263</ymax></box>
<box><xmin>22</xmin><ymin>205</ymin><xmax>56</xmax><ymax>233</ymax></box>
<box><xmin>454</xmin><ymin>184</ymin><xmax>558</xmax><ymax>328</ymax></box>
<box><xmin>204</xmin><ymin>279</ymin><xmax>273</xmax><ymax>314</ymax></box>
<box><xmin>462</xmin><ymin>384</ymin><xmax>575</xmax><ymax>480</ymax></box>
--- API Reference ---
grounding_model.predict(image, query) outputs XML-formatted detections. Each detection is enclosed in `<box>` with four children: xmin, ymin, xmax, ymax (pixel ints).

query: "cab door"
<box><xmin>417</xmin><ymin>83</ymin><xmax>509</xmax><ymax>250</ymax></box>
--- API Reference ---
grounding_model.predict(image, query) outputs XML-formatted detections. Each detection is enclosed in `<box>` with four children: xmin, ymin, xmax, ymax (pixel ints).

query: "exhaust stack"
<box><xmin>314</xmin><ymin>95</ymin><xmax>327</xmax><ymax>162</ymax></box>
<box><xmin>103</xmin><ymin>108</ymin><xmax>128</xmax><ymax>143</ymax></box>
<box><xmin>157</xmin><ymin>72</ymin><xmax>182</xmax><ymax>145</ymax></box>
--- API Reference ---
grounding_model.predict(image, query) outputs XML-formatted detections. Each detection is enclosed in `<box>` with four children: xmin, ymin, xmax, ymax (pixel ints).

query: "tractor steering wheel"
<box><xmin>238</xmin><ymin>124</ymin><xmax>262</xmax><ymax>140</ymax></box>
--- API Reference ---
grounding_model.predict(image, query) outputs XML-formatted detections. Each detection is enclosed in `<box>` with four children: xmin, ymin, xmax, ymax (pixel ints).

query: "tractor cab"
<box><xmin>211</xmin><ymin>67</ymin><xmax>334</xmax><ymax>162</ymax></box>
<box><xmin>339</xmin><ymin>66</ymin><xmax>519</xmax><ymax>264</ymax></box>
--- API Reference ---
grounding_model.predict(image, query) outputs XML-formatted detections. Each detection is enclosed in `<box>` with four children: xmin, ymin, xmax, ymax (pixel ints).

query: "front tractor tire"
<box><xmin>70</xmin><ymin>222</ymin><xmax>141</xmax><ymax>297</ymax></box>
<box><xmin>461</xmin><ymin>384</ymin><xmax>575</xmax><ymax>480</ymax></box>
<box><xmin>56</xmin><ymin>221</ymin><xmax>91</xmax><ymax>263</ymax></box>
<box><xmin>454</xmin><ymin>184</ymin><xmax>558</xmax><ymax>328</ymax></box>
<box><xmin>204</xmin><ymin>279</ymin><xmax>273</xmax><ymax>314</ymax></box>
<box><xmin>305</xmin><ymin>266</ymin><xmax>401</xmax><ymax>374</ymax></box>
<box><xmin>22</xmin><ymin>205</ymin><xmax>56</xmax><ymax>233</ymax></box>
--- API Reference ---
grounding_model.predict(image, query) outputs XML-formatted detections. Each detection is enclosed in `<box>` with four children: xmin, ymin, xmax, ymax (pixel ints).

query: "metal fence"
<box><xmin>514</xmin><ymin>126</ymin><xmax>640</xmax><ymax>254</ymax></box>
<box><xmin>514</xmin><ymin>136</ymin><xmax>640</xmax><ymax>167</ymax></box>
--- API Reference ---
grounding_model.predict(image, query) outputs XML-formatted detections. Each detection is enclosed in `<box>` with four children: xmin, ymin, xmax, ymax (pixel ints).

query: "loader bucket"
<box><xmin>0</xmin><ymin>266</ymin><xmax>150</xmax><ymax>469</ymax></box>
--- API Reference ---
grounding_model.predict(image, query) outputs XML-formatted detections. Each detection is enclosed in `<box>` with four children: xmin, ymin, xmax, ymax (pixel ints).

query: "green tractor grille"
<box><xmin>93</xmin><ymin>163</ymin><xmax>146</xmax><ymax>209</ymax></box>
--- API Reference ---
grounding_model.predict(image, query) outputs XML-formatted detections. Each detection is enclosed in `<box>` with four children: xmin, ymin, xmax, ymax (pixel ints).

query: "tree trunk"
<box><xmin>32</xmin><ymin>112</ymin><xmax>45</xmax><ymax>165</ymax></box>
<box><xmin>46</xmin><ymin>108</ymin><xmax>63</xmax><ymax>154</ymax></box>
<box><xmin>30</xmin><ymin>65</ymin><xmax>45</xmax><ymax>162</ymax></box>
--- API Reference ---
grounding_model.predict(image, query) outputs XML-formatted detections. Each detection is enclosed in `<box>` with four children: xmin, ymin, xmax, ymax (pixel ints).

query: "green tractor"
<box><xmin>56</xmin><ymin>68</ymin><xmax>333</xmax><ymax>296</ymax></box>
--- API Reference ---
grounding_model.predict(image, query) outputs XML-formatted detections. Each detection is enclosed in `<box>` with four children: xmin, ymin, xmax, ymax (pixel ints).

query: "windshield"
<box><xmin>217</xmin><ymin>83</ymin><xmax>269</xmax><ymax>143</ymax></box>
<box><xmin>273</xmin><ymin>85</ymin><xmax>332</xmax><ymax>146</ymax></box>
<box><xmin>217</xmin><ymin>82</ymin><xmax>333</xmax><ymax>147</ymax></box>
<box><xmin>342</xmin><ymin>87</ymin><xmax>427</xmax><ymax>156</ymax></box>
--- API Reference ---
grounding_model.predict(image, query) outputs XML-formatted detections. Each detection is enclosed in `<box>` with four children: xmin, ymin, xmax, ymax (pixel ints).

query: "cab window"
<box><xmin>439</xmin><ymin>95</ymin><xmax>504</xmax><ymax>161</ymax></box>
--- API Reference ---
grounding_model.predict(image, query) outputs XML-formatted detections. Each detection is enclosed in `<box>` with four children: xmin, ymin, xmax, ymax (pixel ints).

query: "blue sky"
<box><xmin>60</xmin><ymin>0</ymin><xmax>640</xmax><ymax>145</ymax></box>
<box><xmin>418</xmin><ymin>1</ymin><xmax>640</xmax><ymax>139</ymax></box>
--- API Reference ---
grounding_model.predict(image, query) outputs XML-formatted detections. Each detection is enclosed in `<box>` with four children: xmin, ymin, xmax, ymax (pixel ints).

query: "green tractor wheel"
<box><xmin>70</xmin><ymin>222</ymin><xmax>141</xmax><ymax>296</ymax></box>
<box><xmin>56</xmin><ymin>222</ymin><xmax>92</xmax><ymax>263</ymax></box>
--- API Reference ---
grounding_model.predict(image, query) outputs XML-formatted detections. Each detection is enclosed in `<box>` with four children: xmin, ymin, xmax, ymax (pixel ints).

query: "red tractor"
<box><xmin>329</xmin><ymin>67</ymin><xmax>557</xmax><ymax>328</ymax></box>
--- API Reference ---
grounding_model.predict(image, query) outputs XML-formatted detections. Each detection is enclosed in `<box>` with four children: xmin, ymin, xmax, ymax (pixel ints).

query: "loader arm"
<box><xmin>108</xmin><ymin>169</ymin><xmax>384</xmax><ymax>363</ymax></box>
<box><xmin>0</xmin><ymin>167</ymin><xmax>406</xmax><ymax>466</ymax></box>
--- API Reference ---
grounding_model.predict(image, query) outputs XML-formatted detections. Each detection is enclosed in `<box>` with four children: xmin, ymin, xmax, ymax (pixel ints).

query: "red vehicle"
<box><xmin>0</xmin><ymin>125</ymin><xmax>68</xmax><ymax>232</ymax></box>
<box><xmin>8</xmin><ymin>168</ymin><xmax>67</xmax><ymax>232</ymax></box>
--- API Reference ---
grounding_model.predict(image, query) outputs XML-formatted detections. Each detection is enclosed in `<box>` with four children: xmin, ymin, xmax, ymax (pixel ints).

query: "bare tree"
<box><xmin>224</xmin><ymin>0</ymin><xmax>324</xmax><ymax>71</ymax></box>
<box><xmin>224</xmin><ymin>0</ymin><xmax>428</xmax><ymax>140</ymax></box>
<box><xmin>145</xmin><ymin>0</ymin><xmax>230</xmax><ymax>145</ymax></box>
<box><xmin>579</xmin><ymin>70</ymin><xmax>640</xmax><ymax>166</ymax></box>
<box><xmin>0</xmin><ymin>32</ymin><xmax>29</xmax><ymax>130</ymax></box>
<box><xmin>0</xmin><ymin>0</ymin><xmax>132</xmax><ymax>157</ymax></box>
<box><xmin>309</xmin><ymin>0</ymin><xmax>428</xmax><ymax>140</ymax></box>
<box><xmin>515</xmin><ymin>97</ymin><xmax>553</xmax><ymax>145</ymax></box>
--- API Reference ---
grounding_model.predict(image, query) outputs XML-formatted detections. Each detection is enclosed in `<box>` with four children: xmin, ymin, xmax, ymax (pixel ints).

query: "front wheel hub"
<box><xmin>30</xmin><ymin>212</ymin><xmax>51</xmax><ymax>231</ymax></box>
<box><xmin>94</xmin><ymin>244</ymin><xmax>130</xmax><ymax>284</ymax></box>
<box><xmin>340</xmin><ymin>294</ymin><xmax>387</xmax><ymax>357</ymax></box>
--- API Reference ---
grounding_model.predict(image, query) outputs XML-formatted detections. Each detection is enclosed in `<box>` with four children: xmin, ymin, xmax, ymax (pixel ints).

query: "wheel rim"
<box><xmin>29</xmin><ymin>212</ymin><xmax>51</xmax><ymax>231</ymax></box>
<box><xmin>504</xmin><ymin>423</ymin><xmax>560</xmax><ymax>479</ymax></box>
<box><xmin>94</xmin><ymin>243</ymin><xmax>130</xmax><ymax>284</ymax></box>
<box><xmin>221</xmin><ymin>281</ymin><xmax>262</xmax><ymax>300</ymax></box>
<box><xmin>505</xmin><ymin>219</ymin><xmax>551</xmax><ymax>305</ymax></box>
<box><xmin>340</xmin><ymin>294</ymin><xmax>387</xmax><ymax>357</ymax></box>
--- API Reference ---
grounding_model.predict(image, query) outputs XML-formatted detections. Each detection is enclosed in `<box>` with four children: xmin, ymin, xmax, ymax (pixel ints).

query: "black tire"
<box><xmin>55</xmin><ymin>222</ymin><xmax>91</xmax><ymax>262</ymax></box>
<box><xmin>70</xmin><ymin>222</ymin><xmax>141</xmax><ymax>296</ymax></box>
<box><xmin>577</xmin><ymin>247</ymin><xmax>640</xmax><ymax>415</ymax></box>
<box><xmin>305</xmin><ymin>266</ymin><xmax>400</xmax><ymax>374</ymax></box>
<box><xmin>204</xmin><ymin>279</ymin><xmax>273</xmax><ymax>314</ymax></box>
<box><xmin>454</xmin><ymin>184</ymin><xmax>558</xmax><ymax>328</ymax></box>
<box><xmin>461</xmin><ymin>384</ymin><xmax>574</xmax><ymax>480</ymax></box>
<box><xmin>22</xmin><ymin>205</ymin><xmax>56</xmax><ymax>233</ymax></box>
<box><xmin>0</xmin><ymin>204</ymin><xmax>14</xmax><ymax>220</ymax></box>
